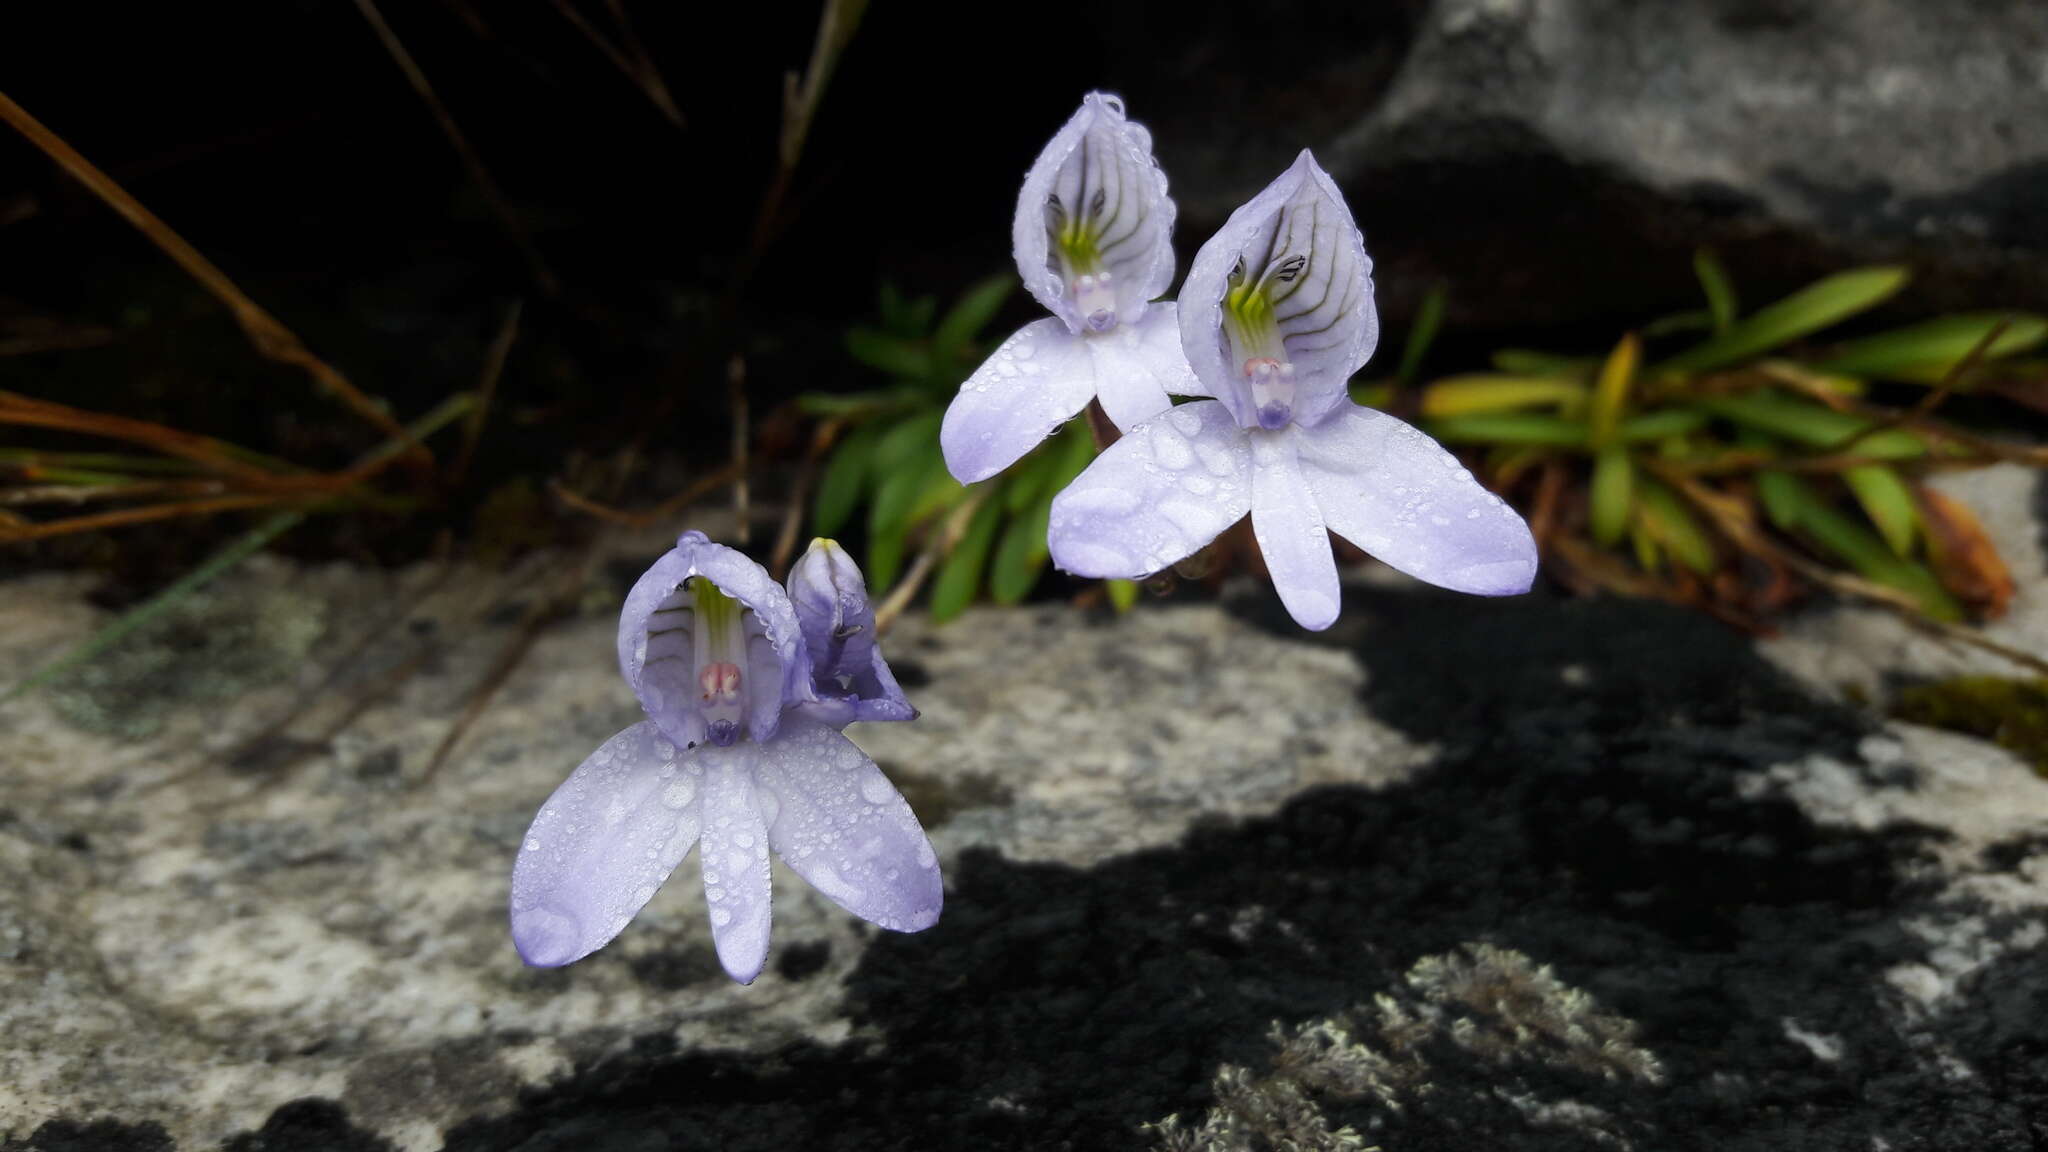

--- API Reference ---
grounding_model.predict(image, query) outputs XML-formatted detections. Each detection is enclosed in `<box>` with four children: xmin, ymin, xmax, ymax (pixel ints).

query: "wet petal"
<box><xmin>1048</xmin><ymin>399</ymin><xmax>1251</xmax><ymax>578</ymax></box>
<box><xmin>509</xmin><ymin>722</ymin><xmax>704</xmax><ymax>968</ymax></box>
<box><xmin>942</xmin><ymin>318</ymin><xmax>1096</xmax><ymax>484</ymax></box>
<box><xmin>1296</xmin><ymin>401</ymin><xmax>1537</xmax><ymax>595</ymax></box>
<box><xmin>618</xmin><ymin>531</ymin><xmax>809</xmax><ymax>748</ymax></box>
<box><xmin>697</xmin><ymin>743</ymin><xmax>774</xmax><ymax>984</ymax></box>
<box><xmin>757</xmin><ymin>713</ymin><xmax>942</xmax><ymax>933</ymax></box>
<box><xmin>1085</xmin><ymin>301</ymin><xmax>1206</xmax><ymax>431</ymax></box>
<box><xmin>785</xmin><ymin>538</ymin><xmax>915</xmax><ymax>725</ymax></box>
<box><xmin>1249</xmin><ymin>427</ymin><xmax>1340</xmax><ymax>631</ymax></box>
<box><xmin>1180</xmin><ymin>150</ymin><xmax>1377</xmax><ymax>429</ymax></box>
<box><xmin>1013</xmin><ymin>92</ymin><xmax>1177</xmax><ymax>335</ymax></box>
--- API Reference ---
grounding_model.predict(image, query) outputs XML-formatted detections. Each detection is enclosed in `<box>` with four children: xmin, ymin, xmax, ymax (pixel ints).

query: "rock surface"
<box><xmin>2</xmin><ymin>482</ymin><xmax>2047</xmax><ymax>1149</ymax></box>
<box><xmin>1152</xmin><ymin>0</ymin><xmax>2048</xmax><ymax>329</ymax></box>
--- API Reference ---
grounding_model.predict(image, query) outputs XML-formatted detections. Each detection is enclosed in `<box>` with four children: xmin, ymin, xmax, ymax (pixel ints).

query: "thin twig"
<box><xmin>770</xmin><ymin>417</ymin><xmax>842</xmax><ymax>576</ymax></box>
<box><xmin>551</xmin><ymin>458</ymin><xmax>744</xmax><ymax>527</ymax></box>
<box><xmin>0</xmin><ymin>89</ymin><xmax>427</xmax><ymax>462</ymax></box>
<box><xmin>547</xmin><ymin>0</ymin><xmax>686</xmax><ymax>130</ymax></box>
<box><xmin>350</xmin><ymin>0</ymin><xmax>562</xmax><ymax>298</ymax></box>
<box><xmin>454</xmin><ymin>299</ymin><xmax>522</xmax><ymax>486</ymax></box>
<box><xmin>0</xmin><ymin>495</ymin><xmax>297</xmax><ymax>542</ymax></box>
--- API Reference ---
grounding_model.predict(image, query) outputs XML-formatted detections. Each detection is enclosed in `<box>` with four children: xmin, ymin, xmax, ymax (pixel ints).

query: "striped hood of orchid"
<box><xmin>510</xmin><ymin>531</ymin><xmax>941</xmax><ymax>985</ymax></box>
<box><xmin>785</xmin><ymin>537</ymin><xmax>914</xmax><ymax>727</ymax></box>
<box><xmin>1047</xmin><ymin>151</ymin><xmax>1540</xmax><ymax>632</ymax></box>
<box><xmin>940</xmin><ymin>92</ymin><xmax>1203</xmax><ymax>485</ymax></box>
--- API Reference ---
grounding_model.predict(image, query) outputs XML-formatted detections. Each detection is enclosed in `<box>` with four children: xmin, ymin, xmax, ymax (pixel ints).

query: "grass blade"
<box><xmin>1815</xmin><ymin>312</ymin><xmax>2048</xmax><ymax>380</ymax></box>
<box><xmin>1693</xmin><ymin>247</ymin><xmax>1739</xmax><ymax>333</ymax></box>
<box><xmin>930</xmin><ymin>492</ymin><xmax>1002</xmax><ymax>621</ymax></box>
<box><xmin>1589</xmin><ymin>445</ymin><xmax>1633</xmax><ymax>547</ymax></box>
<box><xmin>1842</xmin><ymin>464</ymin><xmax>1919</xmax><ymax>556</ymax></box>
<box><xmin>1654</xmin><ymin>266</ymin><xmax>1909</xmax><ymax>376</ymax></box>
<box><xmin>1396</xmin><ymin>282</ymin><xmax>1448</xmax><ymax>384</ymax></box>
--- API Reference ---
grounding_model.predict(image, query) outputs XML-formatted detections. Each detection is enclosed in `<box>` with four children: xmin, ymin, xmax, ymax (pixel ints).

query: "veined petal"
<box><xmin>698</xmin><ymin>743</ymin><xmax>774</xmax><ymax>984</ymax></box>
<box><xmin>509</xmin><ymin>721</ymin><xmax>704</xmax><ymax>968</ymax></box>
<box><xmin>1296</xmin><ymin>401</ymin><xmax>1537</xmax><ymax>595</ymax></box>
<box><xmin>756</xmin><ymin>713</ymin><xmax>942</xmax><ymax>933</ymax></box>
<box><xmin>1181</xmin><ymin>150</ymin><xmax>1377</xmax><ymax>430</ymax></box>
<box><xmin>785</xmin><ymin>538</ymin><xmax>915</xmax><ymax>727</ymax></box>
<box><xmin>1048</xmin><ymin>399</ymin><xmax>1251</xmax><ymax>578</ymax></box>
<box><xmin>1249</xmin><ymin>428</ymin><xmax>1340</xmax><ymax>631</ymax></box>
<box><xmin>618</xmin><ymin>531</ymin><xmax>809</xmax><ymax>748</ymax></box>
<box><xmin>942</xmin><ymin>319</ymin><xmax>1096</xmax><ymax>483</ymax></box>
<box><xmin>1085</xmin><ymin>302</ymin><xmax>1206</xmax><ymax>431</ymax></box>
<box><xmin>1012</xmin><ymin>92</ymin><xmax>1177</xmax><ymax>335</ymax></box>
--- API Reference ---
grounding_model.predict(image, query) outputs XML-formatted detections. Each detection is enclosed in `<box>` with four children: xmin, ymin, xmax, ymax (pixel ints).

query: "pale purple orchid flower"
<box><xmin>785</xmin><ymin>537</ymin><xmax>914</xmax><ymax>729</ymax></box>
<box><xmin>1047</xmin><ymin>151</ymin><xmax>1538</xmax><ymax>631</ymax></box>
<box><xmin>941</xmin><ymin>92</ymin><xmax>1200</xmax><ymax>484</ymax></box>
<box><xmin>510</xmin><ymin>532</ymin><xmax>940</xmax><ymax>984</ymax></box>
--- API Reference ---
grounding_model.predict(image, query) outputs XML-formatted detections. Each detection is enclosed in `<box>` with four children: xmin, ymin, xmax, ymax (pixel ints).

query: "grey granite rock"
<box><xmin>1</xmin><ymin>495</ymin><xmax>2047</xmax><ymax>1148</ymax></box>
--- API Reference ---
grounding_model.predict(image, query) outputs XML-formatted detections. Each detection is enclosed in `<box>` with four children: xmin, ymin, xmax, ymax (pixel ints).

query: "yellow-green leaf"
<box><xmin>1106</xmin><ymin>578</ymin><xmax>1140</xmax><ymax>612</ymax></box>
<box><xmin>1755</xmin><ymin>468</ymin><xmax>1803</xmax><ymax>531</ymax></box>
<box><xmin>1693</xmin><ymin>247</ymin><xmax>1739</xmax><ymax>333</ymax></box>
<box><xmin>1815</xmin><ymin>312</ymin><xmax>2048</xmax><ymax>381</ymax></box>
<box><xmin>989</xmin><ymin>498</ymin><xmax>1052</xmax><ymax>604</ymax></box>
<box><xmin>1589</xmin><ymin>445</ymin><xmax>1633</xmax><ymax>547</ymax></box>
<box><xmin>1790</xmin><ymin>493</ymin><xmax>1962</xmax><ymax>622</ymax></box>
<box><xmin>1396</xmin><ymin>282</ymin><xmax>1448</xmax><ymax>384</ymax></box>
<box><xmin>1842</xmin><ymin>465</ymin><xmax>1919</xmax><ymax>556</ymax></box>
<box><xmin>1425</xmin><ymin>414</ymin><xmax>1588</xmax><ymax>448</ymax></box>
<box><xmin>1634</xmin><ymin>477</ymin><xmax>1717</xmax><ymax>576</ymax></box>
<box><xmin>1491</xmin><ymin>349</ymin><xmax>1594</xmax><ymax>376</ymax></box>
<box><xmin>1589</xmin><ymin>333</ymin><xmax>1640</xmax><ymax>446</ymax></box>
<box><xmin>813</xmin><ymin>421</ymin><xmax>884</xmax><ymax>538</ymax></box>
<box><xmin>1419</xmin><ymin>376</ymin><xmax>1588</xmax><ymax>418</ymax></box>
<box><xmin>1698</xmin><ymin>392</ymin><xmax>1926</xmax><ymax>458</ymax></box>
<box><xmin>1618</xmin><ymin>409</ymin><xmax>1709</xmax><ymax>442</ymax></box>
<box><xmin>1653</xmin><ymin>266</ymin><xmax>1909</xmax><ymax>376</ymax></box>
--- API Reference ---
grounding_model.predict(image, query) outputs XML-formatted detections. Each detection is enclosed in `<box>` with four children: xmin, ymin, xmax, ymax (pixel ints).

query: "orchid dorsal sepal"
<box><xmin>512</xmin><ymin>531</ymin><xmax>940</xmax><ymax>985</ymax></box>
<box><xmin>941</xmin><ymin>92</ymin><xmax>1204</xmax><ymax>486</ymax></box>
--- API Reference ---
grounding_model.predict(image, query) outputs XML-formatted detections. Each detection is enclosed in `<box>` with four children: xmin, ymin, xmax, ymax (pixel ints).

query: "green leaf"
<box><xmin>1814</xmin><ymin>312</ymin><xmax>2048</xmax><ymax>380</ymax></box>
<box><xmin>1396</xmin><ymin>282</ymin><xmax>1448</xmax><ymax>384</ymax></box>
<box><xmin>1048</xmin><ymin>419</ymin><xmax>1097</xmax><ymax>488</ymax></box>
<box><xmin>1106</xmin><ymin>578</ymin><xmax>1140</xmax><ymax>612</ymax></box>
<box><xmin>813</xmin><ymin>420</ymin><xmax>884</xmax><ymax>538</ymax></box>
<box><xmin>932</xmin><ymin>275</ymin><xmax>1014</xmax><ymax>358</ymax></box>
<box><xmin>1418</xmin><ymin>376</ymin><xmax>1588</xmax><ymax>417</ymax></box>
<box><xmin>872</xmin><ymin>409</ymin><xmax>943</xmax><ymax>474</ymax></box>
<box><xmin>846</xmin><ymin>326</ymin><xmax>932</xmax><ymax>379</ymax></box>
<box><xmin>904</xmin><ymin>295</ymin><xmax>937</xmax><ymax>337</ymax></box>
<box><xmin>989</xmin><ymin>497</ymin><xmax>1052</xmax><ymax>604</ymax></box>
<box><xmin>1589</xmin><ymin>333</ymin><xmax>1640</xmax><ymax>447</ymax></box>
<box><xmin>1634</xmin><ymin>476</ymin><xmax>1718</xmax><ymax>576</ymax></box>
<box><xmin>1653</xmin><ymin>266</ymin><xmax>1909</xmax><ymax>376</ymax></box>
<box><xmin>868</xmin><ymin>439</ymin><xmax>942</xmax><ymax>542</ymax></box>
<box><xmin>1000</xmin><ymin>439</ymin><xmax>1064</xmax><ymax>514</ymax></box>
<box><xmin>1641</xmin><ymin>309</ymin><xmax>1716</xmax><ymax>339</ymax></box>
<box><xmin>1425</xmin><ymin>413</ymin><xmax>1588</xmax><ymax>448</ymax></box>
<box><xmin>878</xmin><ymin>281</ymin><xmax>911</xmax><ymax>335</ymax></box>
<box><xmin>1698</xmin><ymin>392</ymin><xmax>1926</xmax><ymax>458</ymax></box>
<box><xmin>1349</xmin><ymin>380</ymin><xmax>1395</xmax><ymax>410</ymax></box>
<box><xmin>1693</xmin><ymin>247</ymin><xmax>1739</xmax><ymax>333</ymax></box>
<box><xmin>1617</xmin><ymin>409</ymin><xmax>1709</xmax><ymax>442</ymax></box>
<box><xmin>1756</xmin><ymin>468</ymin><xmax>1803</xmax><ymax>530</ymax></box>
<box><xmin>931</xmin><ymin>496</ymin><xmax>1002</xmax><ymax>622</ymax></box>
<box><xmin>1842</xmin><ymin>464</ymin><xmax>1919</xmax><ymax>556</ymax></box>
<box><xmin>1781</xmin><ymin>480</ymin><xmax>1961</xmax><ymax>621</ymax></box>
<box><xmin>1491</xmin><ymin>349</ymin><xmax>1593</xmax><ymax>376</ymax></box>
<box><xmin>1589</xmin><ymin>445</ymin><xmax>1633</xmax><ymax>547</ymax></box>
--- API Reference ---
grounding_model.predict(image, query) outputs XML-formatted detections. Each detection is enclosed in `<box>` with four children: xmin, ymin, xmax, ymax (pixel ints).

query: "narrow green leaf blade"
<box><xmin>1589</xmin><ymin>445</ymin><xmax>1633</xmax><ymax>547</ymax></box>
<box><xmin>1699</xmin><ymin>392</ymin><xmax>1926</xmax><ymax>458</ymax></box>
<box><xmin>932</xmin><ymin>275</ymin><xmax>1014</xmax><ymax>358</ymax></box>
<box><xmin>1396</xmin><ymin>282</ymin><xmax>1448</xmax><ymax>384</ymax></box>
<box><xmin>1815</xmin><ymin>312</ymin><xmax>2048</xmax><ymax>379</ymax></box>
<box><xmin>931</xmin><ymin>495</ymin><xmax>1002</xmax><ymax>622</ymax></box>
<box><xmin>1425</xmin><ymin>413</ymin><xmax>1589</xmax><ymax>448</ymax></box>
<box><xmin>813</xmin><ymin>421</ymin><xmax>883</xmax><ymax>538</ymax></box>
<box><xmin>1634</xmin><ymin>476</ymin><xmax>1718</xmax><ymax>576</ymax></box>
<box><xmin>1419</xmin><ymin>376</ymin><xmax>1588</xmax><ymax>417</ymax></box>
<box><xmin>1655</xmin><ymin>266</ymin><xmax>1909</xmax><ymax>376</ymax></box>
<box><xmin>846</xmin><ymin>326</ymin><xmax>933</xmax><ymax>379</ymax></box>
<box><xmin>1842</xmin><ymin>464</ymin><xmax>1919</xmax><ymax>556</ymax></box>
<box><xmin>1106</xmin><ymin>578</ymin><xmax>1140</xmax><ymax>613</ymax></box>
<box><xmin>1693</xmin><ymin>247</ymin><xmax>1739</xmax><ymax>333</ymax></box>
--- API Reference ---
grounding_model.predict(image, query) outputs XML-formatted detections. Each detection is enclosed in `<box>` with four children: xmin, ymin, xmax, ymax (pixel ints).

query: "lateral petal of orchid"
<box><xmin>1048</xmin><ymin>399</ymin><xmax>1251</xmax><ymax>578</ymax></box>
<box><xmin>1012</xmin><ymin>92</ymin><xmax>1177</xmax><ymax>334</ymax></box>
<box><xmin>697</xmin><ymin>743</ymin><xmax>774</xmax><ymax>984</ymax></box>
<box><xmin>1297</xmin><ymin>401</ymin><xmax>1537</xmax><ymax>596</ymax></box>
<box><xmin>941</xmin><ymin>319</ymin><xmax>1096</xmax><ymax>484</ymax></box>
<box><xmin>509</xmin><ymin>721</ymin><xmax>704</xmax><ymax>968</ymax></box>
<box><xmin>618</xmin><ymin>531</ymin><xmax>809</xmax><ymax>748</ymax></box>
<box><xmin>1248</xmin><ymin>428</ymin><xmax>1341</xmax><ymax>630</ymax></box>
<box><xmin>1181</xmin><ymin>150</ymin><xmax>1377</xmax><ymax>429</ymax></box>
<box><xmin>756</xmin><ymin>713</ymin><xmax>942</xmax><ymax>933</ymax></box>
<box><xmin>1085</xmin><ymin>302</ymin><xmax>1206</xmax><ymax>430</ymax></box>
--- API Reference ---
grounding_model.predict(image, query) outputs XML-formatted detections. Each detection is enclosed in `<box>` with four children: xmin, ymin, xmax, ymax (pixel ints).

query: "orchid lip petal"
<box><xmin>509</xmin><ymin>721</ymin><xmax>703</xmax><ymax>968</ymax></box>
<box><xmin>1296</xmin><ymin>400</ymin><xmax>1537</xmax><ymax>596</ymax></box>
<box><xmin>941</xmin><ymin>318</ymin><xmax>1097</xmax><ymax>483</ymax></box>
<box><xmin>1248</xmin><ymin>427</ymin><xmax>1340</xmax><ymax>631</ymax></box>
<box><xmin>1012</xmin><ymin>92</ymin><xmax>1178</xmax><ymax>336</ymax></box>
<box><xmin>700</xmin><ymin>742</ymin><xmax>774</xmax><ymax>985</ymax></box>
<box><xmin>1181</xmin><ymin>150</ymin><xmax>1377</xmax><ymax>430</ymax></box>
<box><xmin>1048</xmin><ymin>399</ymin><xmax>1252</xmax><ymax>579</ymax></box>
<box><xmin>758</xmin><ymin>713</ymin><xmax>942</xmax><ymax>934</ymax></box>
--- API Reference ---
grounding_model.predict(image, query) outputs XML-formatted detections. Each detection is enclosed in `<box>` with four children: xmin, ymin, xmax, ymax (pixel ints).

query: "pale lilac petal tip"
<box><xmin>941</xmin><ymin>318</ymin><xmax>1096</xmax><ymax>483</ymax></box>
<box><xmin>510</xmin><ymin>722</ymin><xmax>704</xmax><ymax>968</ymax></box>
<box><xmin>1048</xmin><ymin>400</ymin><xmax>1251</xmax><ymax>579</ymax></box>
<box><xmin>758</xmin><ymin>713</ymin><xmax>942</xmax><ymax>933</ymax></box>
<box><xmin>699</xmin><ymin>745</ymin><xmax>774</xmax><ymax>984</ymax></box>
<box><xmin>1249</xmin><ymin>428</ymin><xmax>1341</xmax><ymax>631</ymax></box>
<box><xmin>1297</xmin><ymin>401</ymin><xmax>1537</xmax><ymax>596</ymax></box>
